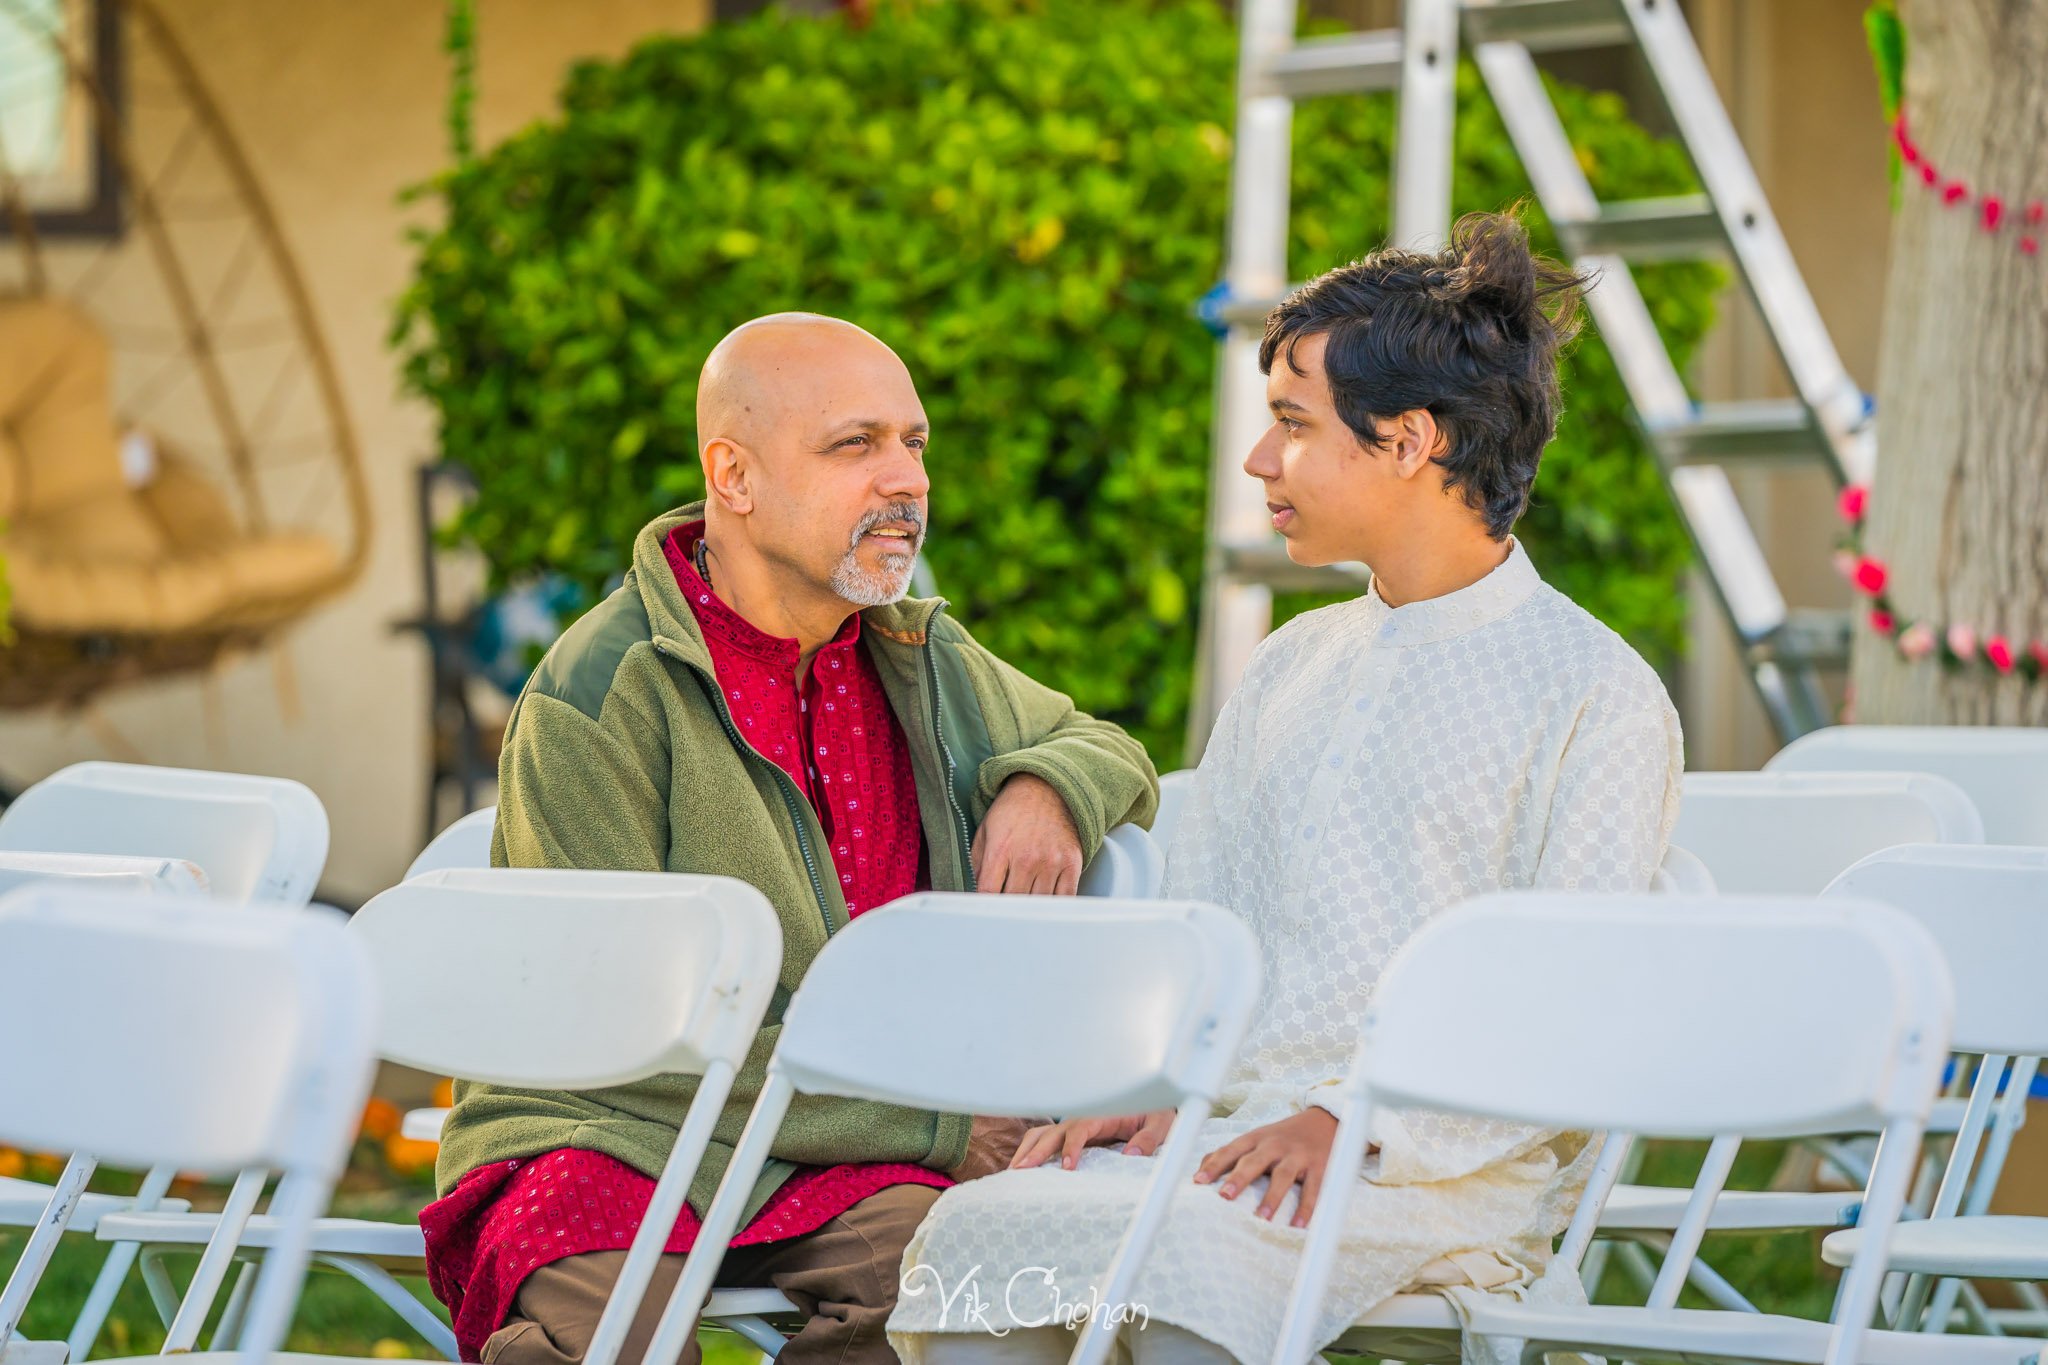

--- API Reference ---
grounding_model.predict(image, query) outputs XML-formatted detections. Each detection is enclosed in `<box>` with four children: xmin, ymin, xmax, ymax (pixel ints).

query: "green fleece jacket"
<box><xmin>436</xmin><ymin>504</ymin><xmax>1158</xmax><ymax>1225</ymax></box>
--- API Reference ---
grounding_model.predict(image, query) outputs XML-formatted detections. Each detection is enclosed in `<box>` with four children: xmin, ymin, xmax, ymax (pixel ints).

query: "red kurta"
<box><xmin>421</xmin><ymin>522</ymin><xmax>947</xmax><ymax>1359</ymax></box>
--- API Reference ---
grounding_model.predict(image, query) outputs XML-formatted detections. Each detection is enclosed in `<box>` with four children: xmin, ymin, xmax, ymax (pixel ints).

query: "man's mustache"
<box><xmin>850</xmin><ymin>502</ymin><xmax>927</xmax><ymax>551</ymax></box>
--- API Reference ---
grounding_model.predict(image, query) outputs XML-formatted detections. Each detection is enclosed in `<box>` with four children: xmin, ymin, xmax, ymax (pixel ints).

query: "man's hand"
<box><xmin>1010</xmin><ymin>1110</ymin><xmax>1177</xmax><ymax>1171</ymax></box>
<box><xmin>949</xmin><ymin>1116</ymin><xmax>1039</xmax><ymax>1182</ymax></box>
<box><xmin>1194</xmin><ymin>1110</ymin><xmax>1342</xmax><ymax>1227</ymax></box>
<box><xmin>973</xmin><ymin>773</ymin><xmax>1083</xmax><ymax>895</ymax></box>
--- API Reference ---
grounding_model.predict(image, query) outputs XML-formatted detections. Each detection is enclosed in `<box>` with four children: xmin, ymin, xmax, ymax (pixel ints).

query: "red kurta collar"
<box><xmin>667</xmin><ymin>521</ymin><xmax>862</xmax><ymax>671</ymax></box>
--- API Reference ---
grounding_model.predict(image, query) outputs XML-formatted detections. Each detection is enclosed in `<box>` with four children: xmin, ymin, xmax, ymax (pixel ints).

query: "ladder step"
<box><xmin>1755</xmin><ymin>610</ymin><xmax>1853</xmax><ymax>669</ymax></box>
<box><xmin>1646</xmin><ymin>400</ymin><xmax>1830</xmax><ymax>464</ymax></box>
<box><xmin>1257</xmin><ymin>30</ymin><xmax>1403</xmax><ymax>99</ymax></box>
<box><xmin>1462</xmin><ymin>0</ymin><xmax>1632</xmax><ymax>51</ymax></box>
<box><xmin>1554</xmin><ymin>195</ymin><xmax>1725</xmax><ymax>260</ymax></box>
<box><xmin>1219</xmin><ymin>542</ymin><xmax>1373</xmax><ymax>594</ymax></box>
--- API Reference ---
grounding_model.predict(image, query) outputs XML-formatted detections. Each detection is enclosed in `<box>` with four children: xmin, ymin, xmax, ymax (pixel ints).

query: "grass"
<box><xmin>1</xmin><ymin>1142</ymin><xmax>1838</xmax><ymax>1360</ymax></box>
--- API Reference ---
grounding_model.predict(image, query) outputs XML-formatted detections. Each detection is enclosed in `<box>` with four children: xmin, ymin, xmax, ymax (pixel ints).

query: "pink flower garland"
<box><xmin>1893</xmin><ymin>113</ymin><xmax>2046</xmax><ymax>258</ymax></box>
<box><xmin>1835</xmin><ymin>484</ymin><xmax>2043</xmax><ymax>679</ymax></box>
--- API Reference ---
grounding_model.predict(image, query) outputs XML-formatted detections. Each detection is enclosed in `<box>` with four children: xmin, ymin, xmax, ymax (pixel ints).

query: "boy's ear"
<box><xmin>1388</xmin><ymin>408</ymin><xmax>1446</xmax><ymax>481</ymax></box>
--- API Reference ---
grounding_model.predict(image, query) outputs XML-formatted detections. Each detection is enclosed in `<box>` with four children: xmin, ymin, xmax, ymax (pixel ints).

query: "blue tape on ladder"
<box><xmin>1195</xmin><ymin>281</ymin><xmax>1232</xmax><ymax>341</ymax></box>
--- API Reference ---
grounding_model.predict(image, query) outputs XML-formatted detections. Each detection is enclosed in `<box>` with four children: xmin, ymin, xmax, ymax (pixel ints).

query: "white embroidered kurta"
<box><xmin>889</xmin><ymin>542</ymin><xmax>1683</xmax><ymax>1365</ymax></box>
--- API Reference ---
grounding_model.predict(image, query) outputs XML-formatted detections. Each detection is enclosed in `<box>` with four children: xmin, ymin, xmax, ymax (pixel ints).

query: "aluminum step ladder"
<box><xmin>1189</xmin><ymin>0</ymin><xmax>1873</xmax><ymax>753</ymax></box>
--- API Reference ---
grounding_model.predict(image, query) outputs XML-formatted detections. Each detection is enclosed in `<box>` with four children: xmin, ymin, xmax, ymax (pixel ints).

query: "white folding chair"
<box><xmin>1152</xmin><ymin>769</ymin><xmax>1197</xmax><ymax>853</ymax></box>
<box><xmin>1651</xmin><ymin>842</ymin><xmax>1716</xmax><ymax>895</ymax></box>
<box><xmin>92</xmin><ymin>867</ymin><xmax>785</xmax><ymax>1364</ymax></box>
<box><xmin>403</xmin><ymin>805</ymin><xmax>497</xmax><ymax>882</ymax></box>
<box><xmin>639</xmin><ymin>892</ymin><xmax>1261</xmax><ymax>1365</ymax></box>
<box><xmin>0</xmin><ymin>768</ymin><xmax>328</xmax><ymax>1360</ymax></box>
<box><xmin>0</xmin><ymin>850</ymin><xmax>209</xmax><ymax>899</ymax></box>
<box><xmin>1674</xmin><ymin>770</ymin><xmax>1983</xmax><ymax>895</ymax></box>
<box><xmin>0</xmin><ymin>761</ymin><xmax>329</xmax><ymax>905</ymax></box>
<box><xmin>1814</xmin><ymin>845</ymin><xmax>2048</xmax><ymax>1337</ymax></box>
<box><xmin>1276</xmin><ymin>892</ymin><xmax>2004</xmax><ymax>1365</ymax></box>
<box><xmin>1105</xmin><ymin>823</ymin><xmax>1166</xmax><ymax>898</ymax></box>
<box><xmin>1770</xmin><ymin>725</ymin><xmax>2048</xmax><ymax>847</ymax></box>
<box><xmin>0</xmin><ymin>886</ymin><xmax>377</xmax><ymax>1365</ymax></box>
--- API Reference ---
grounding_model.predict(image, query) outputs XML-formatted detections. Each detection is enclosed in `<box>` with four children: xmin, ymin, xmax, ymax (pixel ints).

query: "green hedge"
<box><xmin>393</xmin><ymin>0</ymin><xmax>1717</xmax><ymax>764</ymax></box>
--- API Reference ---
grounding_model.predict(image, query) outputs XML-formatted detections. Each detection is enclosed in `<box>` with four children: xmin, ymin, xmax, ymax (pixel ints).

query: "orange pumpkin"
<box><xmin>0</xmin><ymin>1148</ymin><xmax>24</xmax><ymax>1180</ymax></box>
<box><xmin>433</xmin><ymin>1077</ymin><xmax>455</xmax><ymax>1108</ymax></box>
<box><xmin>358</xmin><ymin>1096</ymin><xmax>402</xmax><ymax>1142</ymax></box>
<box><xmin>384</xmin><ymin>1133</ymin><xmax>440</xmax><ymax>1177</ymax></box>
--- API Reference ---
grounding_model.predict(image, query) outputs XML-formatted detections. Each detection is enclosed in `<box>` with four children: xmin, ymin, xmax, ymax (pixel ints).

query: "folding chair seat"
<box><xmin>1275</xmin><ymin>892</ymin><xmax>1982</xmax><ymax>1365</ymax></box>
<box><xmin>1103</xmin><ymin>822</ymin><xmax>1166</xmax><ymax>897</ymax></box>
<box><xmin>0</xmin><ymin>849</ymin><xmax>207</xmax><ymax>898</ymax></box>
<box><xmin>1808</xmin><ymin>845</ymin><xmax>2048</xmax><ymax>1337</ymax></box>
<box><xmin>1768</xmin><ymin>724</ymin><xmax>2048</xmax><ymax>847</ymax></box>
<box><xmin>0</xmin><ymin>885</ymin><xmax>378</xmax><ymax>1365</ymax></box>
<box><xmin>93</xmin><ymin>867</ymin><xmax>786</xmax><ymax>1363</ymax></box>
<box><xmin>637</xmin><ymin>892</ymin><xmax>1261</xmax><ymax>1365</ymax></box>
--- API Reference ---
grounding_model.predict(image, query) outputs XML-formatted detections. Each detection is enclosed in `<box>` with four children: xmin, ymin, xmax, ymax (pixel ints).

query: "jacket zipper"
<box><xmin>655</xmin><ymin>641</ymin><xmax>836</xmax><ymax>938</ymax></box>
<box><xmin>921</xmin><ymin>605</ymin><xmax>977</xmax><ymax>890</ymax></box>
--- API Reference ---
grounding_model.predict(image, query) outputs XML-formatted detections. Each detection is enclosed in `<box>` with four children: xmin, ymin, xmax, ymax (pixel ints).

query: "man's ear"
<box><xmin>1387</xmin><ymin>408</ymin><xmax>1445</xmax><ymax>482</ymax></box>
<box><xmin>702</xmin><ymin>437</ymin><xmax>754</xmax><ymax>515</ymax></box>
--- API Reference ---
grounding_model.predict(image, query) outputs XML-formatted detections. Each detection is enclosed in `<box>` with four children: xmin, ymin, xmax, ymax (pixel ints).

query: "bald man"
<box><xmin>421</xmin><ymin>314</ymin><xmax>1159</xmax><ymax>1365</ymax></box>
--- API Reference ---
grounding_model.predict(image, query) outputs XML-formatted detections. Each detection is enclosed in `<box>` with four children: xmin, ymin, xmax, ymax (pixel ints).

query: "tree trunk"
<box><xmin>1851</xmin><ymin>0</ymin><xmax>2048</xmax><ymax>725</ymax></box>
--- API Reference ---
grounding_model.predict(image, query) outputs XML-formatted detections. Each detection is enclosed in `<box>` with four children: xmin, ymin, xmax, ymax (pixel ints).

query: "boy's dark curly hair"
<box><xmin>1259</xmin><ymin>209</ymin><xmax>1592</xmax><ymax>539</ymax></box>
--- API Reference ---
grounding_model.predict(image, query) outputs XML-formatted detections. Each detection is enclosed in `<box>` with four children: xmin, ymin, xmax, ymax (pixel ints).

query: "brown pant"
<box><xmin>482</xmin><ymin>1184</ymin><xmax>941</xmax><ymax>1365</ymax></box>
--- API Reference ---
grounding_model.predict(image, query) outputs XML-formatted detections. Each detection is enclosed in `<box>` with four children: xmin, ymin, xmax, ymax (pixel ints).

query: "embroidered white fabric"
<box><xmin>889</xmin><ymin>541</ymin><xmax>1681</xmax><ymax>1365</ymax></box>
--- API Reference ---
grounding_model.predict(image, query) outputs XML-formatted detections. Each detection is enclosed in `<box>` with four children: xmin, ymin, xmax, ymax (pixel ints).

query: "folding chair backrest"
<box><xmin>1826</xmin><ymin>844</ymin><xmax>2048</xmax><ymax>1056</ymax></box>
<box><xmin>1770</xmin><ymin>724</ymin><xmax>2048</xmax><ymax>847</ymax></box>
<box><xmin>0</xmin><ymin>849</ymin><xmax>208</xmax><ymax>898</ymax></box>
<box><xmin>404</xmin><ymin>805</ymin><xmax>497</xmax><ymax>882</ymax></box>
<box><xmin>1362</xmin><ymin>893</ymin><xmax>1952</xmax><ymax>1140</ymax></box>
<box><xmin>1106</xmin><ymin>822</ymin><xmax>1167</xmax><ymax>897</ymax></box>
<box><xmin>1078</xmin><ymin>828</ymin><xmax>1136</xmax><ymax>898</ymax></box>
<box><xmin>0</xmin><ymin>761</ymin><xmax>328</xmax><ymax>904</ymax></box>
<box><xmin>350</xmin><ymin>868</ymin><xmax>782</xmax><ymax>1087</ymax></box>
<box><xmin>0</xmin><ymin>885</ymin><xmax>374</xmax><ymax>1175</ymax></box>
<box><xmin>1153</xmin><ymin>769</ymin><xmax>1197</xmax><ymax>853</ymax></box>
<box><xmin>1674</xmin><ymin>770</ymin><xmax>1982</xmax><ymax>894</ymax></box>
<box><xmin>1650</xmin><ymin>842</ymin><xmax>1715</xmax><ymax>895</ymax></box>
<box><xmin>773</xmin><ymin>894</ymin><xmax>1260</xmax><ymax>1116</ymax></box>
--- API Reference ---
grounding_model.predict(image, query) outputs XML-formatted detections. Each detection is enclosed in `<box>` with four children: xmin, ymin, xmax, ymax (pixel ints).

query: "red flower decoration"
<box><xmin>1943</xmin><ymin>180</ymin><xmax>1970</xmax><ymax>205</ymax></box>
<box><xmin>1921</xmin><ymin>163</ymin><xmax>1939</xmax><ymax>186</ymax></box>
<box><xmin>2029</xmin><ymin>201</ymin><xmax>2046</xmax><ymax>226</ymax></box>
<box><xmin>1837</xmin><ymin>484</ymin><xmax>1869</xmax><ymax>524</ymax></box>
<box><xmin>2031</xmin><ymin>641</ymin><xmax>2048</xmax><ymax>672</ymax></box>
<box><xmin>1852</xmin><ymin>556</ymin><xmax>1889</xmax><ymax>596</ymax></box>
<box><xmin>1984</xmin><ymin>197</ymin><xmax>2006</xmax><ymax>232</ymax></box>
<box><xmin>2025</xmin><ymin>238</ymin><xmax>2041</xmax><ymax>257</ymax></box>
<box><xmin>1987</xmin><ymin>636</ymin><xmax>2016</xmax><ymax>674</ymax></box>
<box><xmin>1869</xmin><ymin>609</ymin><xmax>1896</xmax><ymax>635</ymax></box>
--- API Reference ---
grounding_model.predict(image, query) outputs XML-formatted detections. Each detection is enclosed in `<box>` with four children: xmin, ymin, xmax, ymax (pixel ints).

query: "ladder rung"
<box><xmin>1462</xmin><ymin>0</ymin><xmax>1632</xmax><ymax>51</ymax></box>
<box><xmin>1257</xmin><ymin>30</ymin><xmax>1404</xmax><ymax>99</ymax></box>
<box><xmin>1753</xmin><ymin>610</ymin><xmax>1853</xmax><ymax>669</ymax></box>
<box><xmin>1647</xmin><ymin>400</ymin><xmax>1830</xmax><ymax>463</ymax></box>
<box><xmin>1219</xmin><ymin>542</ymin><xmax>1373</xmax><ymax>594</ymax></box>
<box><xmin>1555</xmin><ymin>195</ymin><xmax>1724</xmax><ymax>260</ymax></box>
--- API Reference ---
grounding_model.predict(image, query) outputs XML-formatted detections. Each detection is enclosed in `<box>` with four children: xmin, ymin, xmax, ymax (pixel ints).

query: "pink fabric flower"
<box><xmin>1869</xmin><ymin>609</ymin><xmax>1896</xmax><ymax>635</ymax></box>
<box><xmin>1943</xmin><ymin>180</ymin><xmax>1970</xmax><ymax>205</ymax></box>
<box><xmin>1833</xmin><ymin>549</ymin><xmax>1859</xmax><ymax>581</ymax></box>
<box><xmin>2031</xmin><ymin>641</ymin><xmax>2048</xmax><ymax>672</ymax></box>
<box><xmin>1948</xmin><ymin>622</ymin><xmax>1978</xmax><ymax>660</ymax></box>
<box><xmin>1852</xmin><ymin>556</ymin><xmax>1889</xmax><ymax>596</ymax></box>
<box><xmin>1987</xmin><ymin>636</ymin><xmax>2016</xmax><ymax>673</ymax></box>
<box><xmin>1898</xmin><ymin>623</ymin><xmax>1937</xmax><ymax>660</ymax></box>
<box><xmin>1984</xmin><ymin>197</ymin><xmax>2006</xmax><ymax>232</ymax></box>
<box><xmin>1837</xmin><ymin>484</ymin><xmax>1869</xmax><ymax>524</ymax></box>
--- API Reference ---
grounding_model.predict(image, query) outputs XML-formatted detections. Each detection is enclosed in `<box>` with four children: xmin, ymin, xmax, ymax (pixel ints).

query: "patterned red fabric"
<box><xmin>423</xmin><ymin>1152</ymin><xmax>950</xmax><ymax>1359</ymax></box>
<box><xmin>419</xmin><ymin>521</ymin><xmax>943</xmax><ymax>1359</ymax></box>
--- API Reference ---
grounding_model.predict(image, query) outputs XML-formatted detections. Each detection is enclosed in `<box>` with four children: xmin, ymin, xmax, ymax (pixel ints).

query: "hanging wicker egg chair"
<box><xmin>0</xmin><ymin>0</ymin><xmax>369</xmax><ymax>710</ymax></box>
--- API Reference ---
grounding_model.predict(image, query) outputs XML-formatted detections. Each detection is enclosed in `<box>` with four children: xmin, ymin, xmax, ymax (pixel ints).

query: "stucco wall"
<box><xmin>0</xmin><ymin>0</ymin><xmax>708</xmax><ymax>901</ymax></box>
